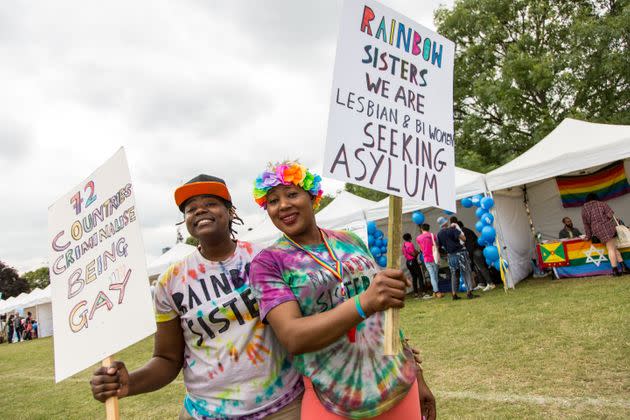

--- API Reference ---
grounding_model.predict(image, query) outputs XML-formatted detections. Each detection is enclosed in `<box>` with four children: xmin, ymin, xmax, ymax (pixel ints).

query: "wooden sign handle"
<box><xmin>102</xmin><ymin>356</ymin><xmax>120</xmax><ymax>420</ymax></box>
<box><xmin>384</xmin><ymin>196</ymin><xmax>403</xmax><ymax>356</ymax></box>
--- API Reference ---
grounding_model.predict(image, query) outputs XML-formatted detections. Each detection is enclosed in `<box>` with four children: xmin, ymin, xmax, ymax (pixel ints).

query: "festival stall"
<box><xmin>486</xmin><ymin>118</ymin><xmax>630</xmax><ymax>284</ymax></box>
<box><xmin>0</xmin><ymin>286</ymin><xmax>53</xmax><ymax>338</ymax></box>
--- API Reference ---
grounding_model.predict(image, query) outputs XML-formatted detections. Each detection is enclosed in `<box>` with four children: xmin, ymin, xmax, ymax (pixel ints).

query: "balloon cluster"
<box><xmin>463</xmin><ymin>194</ymin><xmax>508</xmax><ymax>271</ymax></box>
<box><xmin>367</xmin><ymin>221</ymin><xmax>388</xmax><ymax>267</ymax></box>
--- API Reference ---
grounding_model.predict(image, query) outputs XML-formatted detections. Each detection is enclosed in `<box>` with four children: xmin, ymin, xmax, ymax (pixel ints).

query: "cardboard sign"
<box><xmin>48</xmin><ymin>148</ymin><xmax>156</xmax><ymax>382</ymax></box>
<box><xmin>325</xmin><ymin>0</ymin><xmax>456</xmax><ymax>211</ymax></box>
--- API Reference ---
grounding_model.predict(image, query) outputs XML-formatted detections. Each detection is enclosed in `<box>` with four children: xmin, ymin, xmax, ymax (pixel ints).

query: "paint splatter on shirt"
<box><xmin>154</xmin><ymin>241</ymin><xmax>302</xmax><ymax>419</ymax></box>
<box><xmin>250</xmin><ymin>230</ymin><xmax>417</xmax><ymax>419</ymax></box>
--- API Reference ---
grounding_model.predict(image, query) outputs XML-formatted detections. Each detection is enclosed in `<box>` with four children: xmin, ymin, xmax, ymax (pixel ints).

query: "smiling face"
<box><xmin>183</xmin><ymin>195</ymin><xmax>232</xmax><ymax>241</ymax></box>
<box><xmin>265</xmin><ymin>184</ymin><xmax>317</xmax><ymax>239</ymax></box>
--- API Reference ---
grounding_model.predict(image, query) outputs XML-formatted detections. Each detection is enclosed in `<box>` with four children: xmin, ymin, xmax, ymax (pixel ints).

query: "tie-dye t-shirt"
<box><xmin>154</xmin><ymin>241</ymin><xmax>303</xmax><ymax>419</ymax></box>
<box><xmin>250</xmin><ymin>229</ymin><xmax>417</xmax><ymax>419</ymax></box>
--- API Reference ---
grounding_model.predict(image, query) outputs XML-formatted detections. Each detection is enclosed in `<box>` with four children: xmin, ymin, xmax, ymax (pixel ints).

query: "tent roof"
<box><xmin>147</xmin><ymin>242</ymin><xmax>197</xmax><ymax>277</ymax></box>
<box><xmin>486</xmin><ymin>118</ymin><xmax>630</xmax><ymax>191</ymax></box>
<box><xmin>240</xmin><ymin>191</ymin><xmax>378</xmax><ymax>245</ymax></box>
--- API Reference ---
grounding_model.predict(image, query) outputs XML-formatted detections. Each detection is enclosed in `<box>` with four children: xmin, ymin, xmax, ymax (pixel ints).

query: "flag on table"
<box><xmin>537</xmin><ymin>241</ymin><xmax>570</xmax><ymax>268</ymax></box>
<box><xmin>556</xmin><ymin>161</ymin><xmax>630</xmax><ymax>208</ymax></box>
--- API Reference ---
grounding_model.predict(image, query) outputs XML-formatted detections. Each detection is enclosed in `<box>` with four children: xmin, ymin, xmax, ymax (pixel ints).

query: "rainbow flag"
<box><xmin>556</xmin><ymin>161</ymin><xmax>630</xmax><ymax>208</ymax></box>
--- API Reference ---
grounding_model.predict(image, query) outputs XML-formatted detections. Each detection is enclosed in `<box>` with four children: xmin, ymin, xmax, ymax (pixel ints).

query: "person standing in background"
<box><xmin>436</xmin><ymin>217</ymin><xmax>476</xmax><ymax>300</ymax></box>
<box><xmin>457</xmin><ymin>221</ymin><xmax>495</xmax><ymax>292</ymax></box>
<box><xmin>402</xmin><ymin>233</ymin><xmax>429</xmax><ymax>299</ymax></box>
<box><xmin>581</xmin><ymin>193</ymin><xmax>626</xmax><ymax>276</ymax></box>
<box><xmin>416</xmin><ymin>224</ymin><xmax>443</xmax><ymax>298</ymax></box>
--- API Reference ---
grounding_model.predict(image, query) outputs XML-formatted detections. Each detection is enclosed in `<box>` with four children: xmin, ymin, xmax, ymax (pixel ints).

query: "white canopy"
<box><xmin>486</xmin><ymin>118</ymin><xmax>630</xmax><ymax>191</ymax></box>
<box><xmin>1</xmin><ymin>287</ymin><xmax>51</xmax><ymax>313</ymax></box>
<box><xmin>486</xmin><ymin>119</ymin><xmax>630</xmax><ymax>285</ymax></box>
<box><xmin>240</xmin><ymin>191</ymin><xmax>379</xmax><ymax>245</ymax></box>
<box><xmin>147</xmin><ymin>242</ymin><xmax>197</xmax><ymax>277</ymax></box>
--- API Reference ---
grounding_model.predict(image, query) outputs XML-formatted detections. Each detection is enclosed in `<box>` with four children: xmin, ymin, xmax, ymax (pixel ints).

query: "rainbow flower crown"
<box><xmin>253</xmin><ymin>161</ymin><xmax>324</xmax><ymax>209</ymax></box>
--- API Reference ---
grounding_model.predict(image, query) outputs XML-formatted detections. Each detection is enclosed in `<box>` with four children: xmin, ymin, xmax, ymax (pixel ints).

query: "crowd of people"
<box><xmin>2</xmin><ymin>312</ymin><xmax>37</xmax><ymax>343</ymax></box>
<box><xmin>402</xmin><ymin>216</ymin><xmax>498</xmax><ymax>302</ymax></box>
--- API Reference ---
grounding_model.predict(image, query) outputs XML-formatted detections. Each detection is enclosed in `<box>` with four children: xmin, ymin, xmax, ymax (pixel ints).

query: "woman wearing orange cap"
<box><xmin>90</xmin><ymin>174</ymin><xmax>303</xmax><ymax>419</ymax></box>
<box><xmin>250</xmin><ymin>162</ymin><xmax>436</xmax><ymax>420</ymax></box>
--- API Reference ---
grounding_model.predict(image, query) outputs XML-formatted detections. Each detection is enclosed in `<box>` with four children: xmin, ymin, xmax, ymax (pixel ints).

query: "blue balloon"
<box><xmin>381</xmin><ymin>246</ymin><xmax>388</xmax><ymax>254</ymax></box>
<box><xmin>367</xmin><ymin>221</ymin><xmax>377</xmax><ymax>235</ymax></box>
<box><xmin>367</xmin><ymin>234</ymin><xmax>375</xmax><ymax>247</ymax></box>
<box><xmin>444</xmin><ymin>210</ymin><xmax>454</xmax><ymax>216</ymax></box>
<box><xmin>375</xmin><ymin>229</ymin><xmax>384</xmax><ymax>239</ymax></box>
<box><xmin>370</xmin><ymin>247</ymin><xmax>382</xmax><ymax>257</ymax></box>
<box><xmin>461</xmin><ymin>197</ymin><xmax>473</xmax><ymax>208</ymax></box>
<box><xmin>475</xmin><ymin>221</ymin><xmax>485</xmax><ymax>232</ymax></box>
<box><xmin>477</xmin><ymin>237</ymin><xmax>487</xmax><ymax>247</ymax></box>
<box><xmin>382</xmin><ymin>238</ymin><xmax>388</xmax><ymax>246</ymax></box>
<box><xmin>481</xmin><ymin>197</ymin><xmax>495</xmax><ymax>210</ymax></box>
<box><xmin>493</xmin><ymin>259</ymin><xmax>508</xmax><ymax>271</ymax></box>
<box><xmin>377</xmin><ymin>256</ymin><xmax>388</xmax><ymax>267</ymax></box>
<box><xmin>481</xmin><ymin>226</ymin><xmax>496</xmax><ymax>243</ymax></box>
<box><xmin>459</xmin><ymin>273</ymin><xmax>468</xmax><ymax>292</ymax></box>
<box><xmin>472</xmin><ymin>194</ymin><xmax>483</xmax><ymax>207</ymax></box>
<box><xmin>411</xmin><ymin>211</ymin><xmax>425</xmax><ymax>225</ymax></box>
<box><xmin>475</xmin><ymin>207</ymin><xmax>486</xmax><ymax>219</ymax></box>
<box><xmin>481</xmin><ymin>212</ymin><xmax>494</xmax><ymax>225</ymax></box>
<box><xmin>375</xmin><ymin>238</ymin><xmax>384</xmax><ymax>248</ymax></box>
<box><xmin>483</xmin><ymin>245</ymin><xmax>500</xmax><ymax>262</ymax></box>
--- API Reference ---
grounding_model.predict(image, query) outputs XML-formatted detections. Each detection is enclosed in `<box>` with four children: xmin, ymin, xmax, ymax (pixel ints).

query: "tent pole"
<box><xmin>486</xmin><ymin>189</ymin><xmax>511</xmax><ymax>289</ymax></box>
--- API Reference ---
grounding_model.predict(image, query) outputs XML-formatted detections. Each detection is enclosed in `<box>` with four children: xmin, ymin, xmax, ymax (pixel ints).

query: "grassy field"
<box><xmin>1</xmin><ymin>276</ymin><xmax>629</xmax><ymax>419</ymax></box>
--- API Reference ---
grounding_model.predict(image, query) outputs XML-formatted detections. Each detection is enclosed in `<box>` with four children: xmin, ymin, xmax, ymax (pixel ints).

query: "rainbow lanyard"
<box><xmin>284</xmin><ymin>229</ymin><xmax>348</xmax><ymax>298</ymax></box>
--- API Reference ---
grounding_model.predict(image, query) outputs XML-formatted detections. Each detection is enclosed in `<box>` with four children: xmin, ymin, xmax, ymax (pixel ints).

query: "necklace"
<box><xmin>284</xmin><ymin>229</ymin><xmax>357</xmax><ymax>342</ymax></box>
<box><xmin>283</xmin><ymin>229</ymin><xmax>348</xmax><ymax>297</ymax></box>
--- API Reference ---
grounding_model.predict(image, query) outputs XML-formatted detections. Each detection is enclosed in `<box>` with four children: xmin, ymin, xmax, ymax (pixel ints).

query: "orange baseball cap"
<box><xmin>174</xmin><ymin>174</ymin><xmax>232</xmax><ymax>212</ymax></box>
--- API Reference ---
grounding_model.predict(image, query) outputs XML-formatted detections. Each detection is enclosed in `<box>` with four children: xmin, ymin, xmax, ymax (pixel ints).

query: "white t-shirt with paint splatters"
<box><xmin>154</xmin><ymin>241</ymin><xmax>302</xmax><ymax>419</ymax></box>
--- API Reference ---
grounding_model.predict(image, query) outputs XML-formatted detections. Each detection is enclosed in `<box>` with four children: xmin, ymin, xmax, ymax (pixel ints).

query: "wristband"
<box><xmin>354</xmin><ymin>295</ymin><xmax>367</xmax><ymax>319</ymax></box>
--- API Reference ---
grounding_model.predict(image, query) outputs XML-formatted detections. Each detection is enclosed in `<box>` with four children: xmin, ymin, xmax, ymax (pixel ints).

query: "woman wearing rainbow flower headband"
<box><xmin>250</xmin><ymin>161</ymin><xmax>436</xmax><ymax>420</ymax></box>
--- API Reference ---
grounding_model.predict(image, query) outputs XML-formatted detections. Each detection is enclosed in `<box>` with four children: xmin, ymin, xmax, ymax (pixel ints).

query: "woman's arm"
<box><xmin>90</xmin><ymin>318</ymin><xmax>185</xmax><ymax>401</ymax></box>
<box><xmin>266</xmin><ymin>268</ymin><xmax>408</xmax><ymax>355</ymax></box>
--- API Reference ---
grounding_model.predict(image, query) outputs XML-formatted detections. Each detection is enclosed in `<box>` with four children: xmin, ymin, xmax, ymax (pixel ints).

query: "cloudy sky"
<box><xmin>0</xmin><ymin>0</ymin><xmax>453</xmax><ymax>272</ymax></box>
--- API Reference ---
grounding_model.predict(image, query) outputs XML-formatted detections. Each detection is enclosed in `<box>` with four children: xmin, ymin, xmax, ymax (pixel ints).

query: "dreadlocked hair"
<box><xmin>228</xmin><ymin>205</ymin><xmax>244</xmax><ymax>240</ymax></box>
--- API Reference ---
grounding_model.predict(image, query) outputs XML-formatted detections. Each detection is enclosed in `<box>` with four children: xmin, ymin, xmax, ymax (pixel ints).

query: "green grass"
<box><xmin>1</xmin><ymin>276</ymin><xmax>629</xmax><ymax>419</ymax></box>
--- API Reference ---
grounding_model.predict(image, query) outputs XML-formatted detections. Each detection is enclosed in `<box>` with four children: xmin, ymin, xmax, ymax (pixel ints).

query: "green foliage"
<box><xmin>185</xmin><ymin>236</ymin><xmax>199</xmax><ymax>247</ymax></box>
<box><xmin>315</xmin><ymin>194</ymin><xmax>336</xmax><ymax>213</ymax></box>
<box><xmin>344</xmin><ymin>183</ymin><xmax>388</xmax><ymax>201</ymax></box>
<box><xmin>435</xmin><ymin>0</ymin><xmax>630</xmax><ymax>172</ymax></box>
<box><xmin>0</xmin><ymin>261</ymin><xmax>29</xmax><ymax>298</ymax></box>
<box><xmin>22</xmin><ymin>267</ymin><xmax>50</xmax><ymax>291</ymax></box>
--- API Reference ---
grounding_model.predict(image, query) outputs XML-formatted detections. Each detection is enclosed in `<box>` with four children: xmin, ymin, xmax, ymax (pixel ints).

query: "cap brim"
<box><xmin>174</xmin><ymin>182</ymin><xmax>232</xmax><ymax>210</ymax></box>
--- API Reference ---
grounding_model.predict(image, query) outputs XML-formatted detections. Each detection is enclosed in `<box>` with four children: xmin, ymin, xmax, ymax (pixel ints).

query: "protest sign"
<box><xmin>48</xmin><ymin>148</ymin><xmax>155</xmax><ymax>383</ymax></box>
<box><xmin>325</xmin><ymin>0</ymin><xmax>456</xmax><ymax>212</ymax></box>
<box><xmin>325</xmin><ymin>0</ymin><xmax>456</xmax><ymax>354</ymax></box>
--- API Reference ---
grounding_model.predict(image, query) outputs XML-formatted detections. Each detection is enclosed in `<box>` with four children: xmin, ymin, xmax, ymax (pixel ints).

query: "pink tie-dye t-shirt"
<box><xmin>154</xmin><ymin>241</ymin><xmax>302</xmax><ymax>419</ymax></box>
<box><xmin>250</xmin><ymin>230</ymin><xmax>417</xmax><ymax>419</ymax></box>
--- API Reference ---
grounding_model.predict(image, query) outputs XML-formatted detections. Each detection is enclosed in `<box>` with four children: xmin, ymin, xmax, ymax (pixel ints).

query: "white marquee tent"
<box><xmin>486</xmin><ymin>118</ymin><xmax>630</xmax><ymax>285</ymax></box>
<box><xmin>0</xmin><ymin>285</ymin><xmax>53</xmax><ymax>338</ymax></box>
<box><xmin>147</xmin><ymin>242</ymin><xmax>197</xmax><ymax>279</ymax></box>
<box><xmin>240</xmin><ymin>190</ymin><xmax>379</xmax><ymax>246</ymax></box>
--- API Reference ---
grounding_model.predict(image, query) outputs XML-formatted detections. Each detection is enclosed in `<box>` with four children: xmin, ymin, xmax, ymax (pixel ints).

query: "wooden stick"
<box><xmin>383</xmin><ymin>195</ymin><xmax>403</xmax><ymax>356</ymax></box>
<box><xmin>102</xmin><ymin>356</ymin><xmax>120</xmax><ymax>420</ymax></box>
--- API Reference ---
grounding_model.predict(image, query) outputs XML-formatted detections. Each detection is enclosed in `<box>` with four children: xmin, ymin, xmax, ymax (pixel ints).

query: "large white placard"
<box><xmin>325</xmin><ymin>0</ymin><xmax>456</xmax><ymax>211</ymax></box>
<box><xmin>48</xmin><ymin>148</ymin><xmax>156</xmax><ymax>382</ymax></box>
